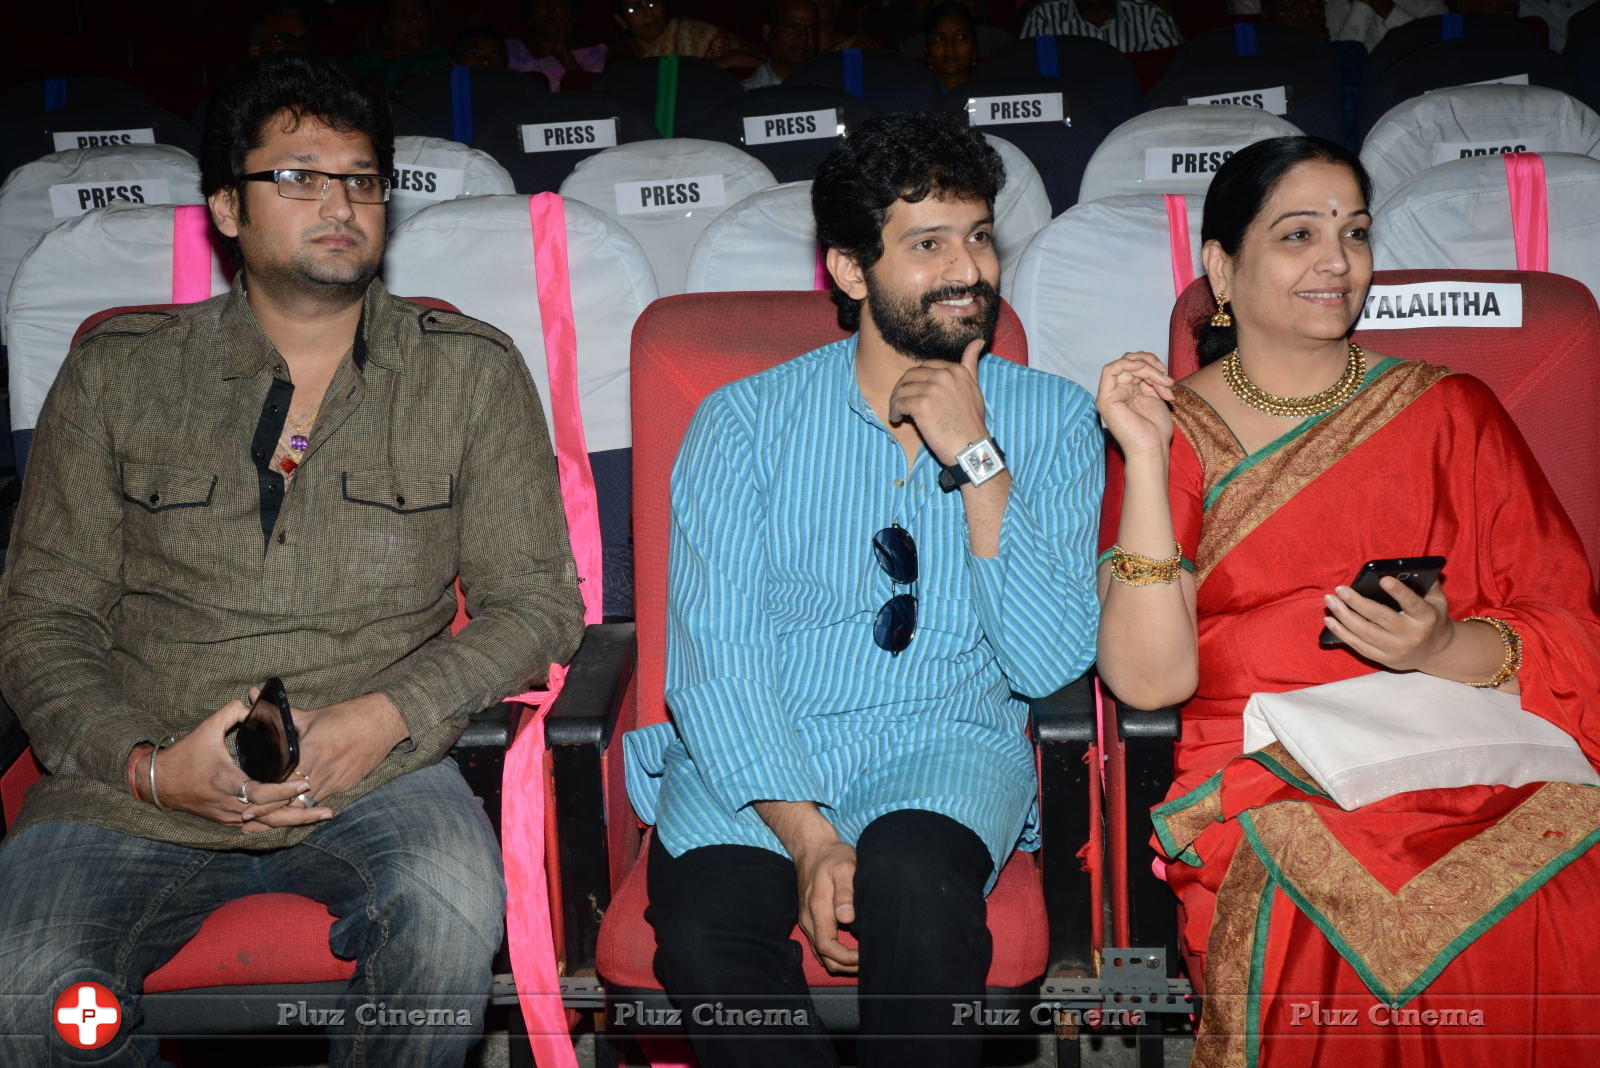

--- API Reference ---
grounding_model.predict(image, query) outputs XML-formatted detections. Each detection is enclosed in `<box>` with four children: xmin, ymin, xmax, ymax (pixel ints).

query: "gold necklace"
<box><xmin>1223</xmin><ymin>343</ymin><xmax>1367</xmax><ymax>419</ymax></box>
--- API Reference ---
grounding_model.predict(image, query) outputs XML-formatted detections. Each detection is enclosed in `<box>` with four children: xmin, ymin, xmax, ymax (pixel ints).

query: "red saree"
<box><xmin>1101</xmin><ymin>358</ymin><xmax>1600</xmax><ymax>1065</ymax></box>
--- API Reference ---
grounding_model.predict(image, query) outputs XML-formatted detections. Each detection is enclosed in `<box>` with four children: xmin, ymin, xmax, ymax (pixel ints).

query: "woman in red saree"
<box><xmin>1094</xmin><ymin>136</ymin><xmax>1600</xmax><ymax>1066</ymax></box>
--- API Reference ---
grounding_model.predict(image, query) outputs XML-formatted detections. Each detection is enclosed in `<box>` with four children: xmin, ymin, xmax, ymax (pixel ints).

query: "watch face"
<box><xmin>959</xmin><ymin>440</ymin><xmax>1003</xmax><ymax>482</ymax></box>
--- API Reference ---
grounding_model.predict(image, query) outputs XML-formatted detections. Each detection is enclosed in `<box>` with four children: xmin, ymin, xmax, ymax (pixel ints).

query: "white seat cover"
<box><xmin>1077</xmin><ymin>106</ymin><xmax>1301</xmax><ymax>204</ymax></box>
<box><xmin>985</xmin><ymin>134</ymin><xmax>1053</xmax><ymax>280</ymax></box>
<box><xmin>1373</xmin><ymin>152</ymin><xmax>1600</xmax><ymax>307</ymax></box>
<box><xmin>685</xmin><ymin>181</ymin><xmax>816</xmax><ymax>294</ymax></box>
<box><xmin>7</xmin><ymin>202</ymin><xmax>228</xmax><ymax>437</ymax></box>
<box><xmin>0</xmin><ymin>144</ymin><xmax>201</xmax><ymax>343</ymax></box>
<box><xmin>387</xmin><ymin>135</ymin><xmax>516</xmax><ymax>232</ymax></box>
<box><xmin>558</xmin><ymin>139</ymin><xmax>775</xmax><ymax>297</ymax></box>
<box><xmin>1361</xmin><ymin>85</ymin><xmax>1600</xmax><ymax>202</ymax></box>
<box><xmin>1009</xmin><ymin>193</ymin><xmax>1204</xmax><ymax>393</ymax></box>
<box><xmin>684</xmin><ymin>135</ymin><xmax>1053</xmax><ymax>295</ymax></box>
<box><xmin>383</xmin><ymin>194</ymin><xmax>657</xmax><ymax>454</ymax></box>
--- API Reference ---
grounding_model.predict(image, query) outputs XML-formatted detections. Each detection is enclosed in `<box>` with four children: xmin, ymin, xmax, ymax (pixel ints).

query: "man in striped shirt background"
<box><xmin>1021</xmin><ymin>0</ymin><xmax>1184</xmax><ymax>51</ymax></box>
<box><xmin>624</xmin><ymin>113</ymin><xmax>1102</xmax><ymax>1066</ymax></box>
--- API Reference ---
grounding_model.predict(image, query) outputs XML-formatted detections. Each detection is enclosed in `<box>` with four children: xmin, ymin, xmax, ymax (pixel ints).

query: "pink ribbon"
<box><xmin>169</xmin><ymin>205</ymin><xmax>212</xmax><ymax>303</ymax></box>
<box><xmin>1164</xmin><ymin>194</ymin><xmax>1194</xmax><ymax>298</ymax></box>
<box><xmin>814</xmin><ymin>244</ymin><xmax>830</xmax><ymax>291</ymax></box>
<box><xmin>1504</xmin><ymin>153</ymin><xmax>1549</xmax><ymax>273</ymax></box>
<box><xmin>498</xmin><ymin>193</ymin><xmax>607</xmax><ymax>1068</ymax></box>
<box><xmin>528</xmin><ymin>192</ymin><xmax>604</xmax><ymax>626</ymax></box>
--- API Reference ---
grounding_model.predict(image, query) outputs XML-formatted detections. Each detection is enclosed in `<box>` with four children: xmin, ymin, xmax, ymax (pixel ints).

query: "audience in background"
<box><xmin>818</xmin><ymin>0</ymin><xmax>881</xmax><ymax>49</ymax></box>
<box><xmin>901</xmin><ymin>0</ymin><xmax>1016</xmax><ymax>65</ymax></box>
<box><xmin>452</xmin><ymin>26</ymin><xmax>509</xmax><ymax>68</ymax></box>
<box><xmin>1020</xmin><ymin>0</ymin><xmax>1184</xmax><ymax>51</ymax></box>
<box><xmin>1325</xmin><ymin>0</ymin><xmax>1446</xmax><ymax>50</ymax></box>
<box><xmin>1515</xmin><ymin>0</ymin><xmax>1577</xmax><ymax>50</ymax></box>
<box><xmin>508</xmin><ymin>0</ymin><xmax>608</xmax><ymax>89</ymax></box>
<box><xmin>1261</xmin><ymin>0</ymin><xmax>1332</xmax><ymax>36</ymax></box>
<box><xmin>923</xmin><ymin>3</ymin><xmax>984</xmax><ymax>88</ymax></box>
<box><xmin>247</xmin><ymin>7</ymin><xmax>310</xmax><ymax>58</ymax></box>
<box><xmin>612</xmin><ymin>0</ymin><xmax>763</xmax><ymax>68</ymax></box>
<box><xmin>350</xmin><ymin>0</ymin><xmax>451</xmax><ymax>93</ymax></box>
<box><xmin>744</xmin><ymin>0</ymin><xmax>823</xmax><ymax>88</ymax></box>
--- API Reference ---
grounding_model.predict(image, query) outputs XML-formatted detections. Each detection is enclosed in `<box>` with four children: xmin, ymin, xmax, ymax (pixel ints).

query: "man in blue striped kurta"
<box><xmin>623</xmin><ymin>114</ymin><xmax>1102</xmax><ymax>1067</ymax></box>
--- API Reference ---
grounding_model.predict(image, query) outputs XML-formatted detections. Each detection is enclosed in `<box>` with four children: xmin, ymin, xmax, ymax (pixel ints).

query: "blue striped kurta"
<box><xmin>624</xmin><ymin>336</ymin><xmax>1103</xmax><ymax>892</ymax></box>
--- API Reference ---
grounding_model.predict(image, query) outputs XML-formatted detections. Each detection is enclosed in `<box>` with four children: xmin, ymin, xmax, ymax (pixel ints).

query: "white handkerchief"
<box><xmin>1243</xmin><ymin>671</ymin><xmax>1600</xmax><ymax>810</ymax></box>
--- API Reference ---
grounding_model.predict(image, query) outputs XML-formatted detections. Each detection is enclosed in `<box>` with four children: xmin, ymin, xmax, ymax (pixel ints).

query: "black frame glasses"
<box><xmin>872</xmin><ymin>525</ymin><xmax>918</xmax><ymax>655</ymax></box>
<box><xmin>238</xmin><ymin>169</ymin><xmax>393</xmax><ymax>204</ymax></box>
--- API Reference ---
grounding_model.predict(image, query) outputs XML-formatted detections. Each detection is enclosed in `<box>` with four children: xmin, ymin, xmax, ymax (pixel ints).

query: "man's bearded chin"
<box><xmin>865</xmin><ymin>275</ymin><xmax>999</xmax><ymax>363</ymax></box>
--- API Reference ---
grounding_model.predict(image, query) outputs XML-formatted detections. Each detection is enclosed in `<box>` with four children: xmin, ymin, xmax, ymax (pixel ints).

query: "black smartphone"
<box><xmin>1318</xmin><ymin>556</ymin><xmax>1447</xmax><ymax>648</ymax></box>
<box><xmin>237</xmin><ymin>677</ymin><xmax>300</xmax><ymax>783</ymax></box>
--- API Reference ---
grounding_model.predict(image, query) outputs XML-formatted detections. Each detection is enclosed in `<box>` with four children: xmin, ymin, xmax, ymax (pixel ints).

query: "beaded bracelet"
<box><xmin>1462</xmin><ymin>616</ymin><xmax>1522</xmax><ymax>689</ymax></box>
<box><xmin>1109</xmin><ymin>541</ymin><xmax>1184</xmax><ymax>587</ymax></box>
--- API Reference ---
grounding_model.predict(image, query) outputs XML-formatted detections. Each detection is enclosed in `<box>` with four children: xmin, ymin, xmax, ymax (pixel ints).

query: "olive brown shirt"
<box><xmin>0</xmin><ymin>277</ymin><xmax>585</xmax><ymax>849</ymax></box>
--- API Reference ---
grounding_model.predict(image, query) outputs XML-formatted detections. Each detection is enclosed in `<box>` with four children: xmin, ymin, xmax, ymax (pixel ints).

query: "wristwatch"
<box><xmin>938</xmin><ymin>437</ymin><xmax>1007</xmax><ymax>492</ymax></box>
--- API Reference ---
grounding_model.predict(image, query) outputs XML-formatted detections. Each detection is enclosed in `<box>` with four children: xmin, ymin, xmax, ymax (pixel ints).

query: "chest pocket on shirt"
<box><xmin>341</xmin><ymin>470</ymin><xmax>454</xmax><ymax>514</ymax></box>
<box><xmin>118</xmin><ymin>462</ymin><xmax>220</xmax><ymax>584</ymax></box>
<box><xmin>121</xmin><ymin>462</ymin><xmax>217</xmax><ymax>513</ymax></box>
<box><xmin>339</xmin><ymin>468</ymin><xmax>456</xmax><ymax>597</ymax></box>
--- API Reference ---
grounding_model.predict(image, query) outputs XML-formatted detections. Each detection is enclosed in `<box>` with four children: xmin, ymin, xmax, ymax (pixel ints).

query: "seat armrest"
<box><xmin>0</xmin><ymin>693</ymin><xmax>26</xmax><ymax>774</ymax></box>
<box><xmin>544</xmin><ymin>621</ymin><xmax>637</xmax><ymax>974</ymax></box>
<box><xmin>1029</xmin><ymin>672</ymin><xmax>1097</xmax><ymax>975</ymax></box>
<box><xmin>1031</xmin><ymin>671</ymin><xmax>1096</xmax><ymax>744</ymax></box>
<box><xmin>1115</xmin><ymin>701</ymin><xmax>1180</xmax><ymax>743</ymax></box>
<box><xmin>546</xmin><ymin>621</ymin><xmax>636</xmax><ymax>749</ymax></box>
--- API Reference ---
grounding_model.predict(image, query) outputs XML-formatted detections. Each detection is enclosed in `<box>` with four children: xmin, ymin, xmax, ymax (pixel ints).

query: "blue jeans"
<box><xmin>0</xmin><ymin>759</ymin><xmax>504</xmax><ymax>1067</ymax></box>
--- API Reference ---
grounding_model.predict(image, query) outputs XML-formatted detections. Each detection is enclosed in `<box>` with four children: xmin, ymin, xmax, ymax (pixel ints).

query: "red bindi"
<box><xmin>1331</xmin><ymin>208</ymin><xmax>1338</xmax><ymax>217</ymax></box>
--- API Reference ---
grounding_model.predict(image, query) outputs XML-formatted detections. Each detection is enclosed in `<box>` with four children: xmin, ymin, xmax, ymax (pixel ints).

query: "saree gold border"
<box><xmin>1175</xmin><ymin>362</ymin><xmax>1454</xmax><ymax>586</ymax></box>
<box><xmin>1245</xmin><ymin>782</ymin><xmax>1600</xmax><ymax>1004</ymax></box>
<box><xmin>1193</xmin><ymin>845</ymin><xmax>1270</xmax><ymax>1068</ymax></box>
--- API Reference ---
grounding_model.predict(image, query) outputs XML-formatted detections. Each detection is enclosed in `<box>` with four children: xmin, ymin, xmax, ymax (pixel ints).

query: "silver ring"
<box><xmin>236</xmin><ymin>781</ymin><xmax>252</xmax><ymax>806</ymax></box>
<box><xmin>295</xmin><ymin>792</ymin><xmax>317</xmax><ymax>808</ymax></box>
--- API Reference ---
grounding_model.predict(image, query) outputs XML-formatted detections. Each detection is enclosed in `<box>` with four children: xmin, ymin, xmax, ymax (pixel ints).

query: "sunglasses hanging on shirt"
<box><xmin>872</xmin><ymin>524</ymin><xmax>918</xmax><ymax>655</ymax></box>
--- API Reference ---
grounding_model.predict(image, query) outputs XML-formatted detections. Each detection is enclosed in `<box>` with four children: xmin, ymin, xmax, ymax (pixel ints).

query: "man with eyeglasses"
<box><xmin>0</xmin><ymin>52</ymin><xmax>582</xmax><ymax>1065</ymax></box>
<box><xmin>626</xmin><ymin>114</ymin><xmax>1101</xmax><ymax>1067</ymax></box>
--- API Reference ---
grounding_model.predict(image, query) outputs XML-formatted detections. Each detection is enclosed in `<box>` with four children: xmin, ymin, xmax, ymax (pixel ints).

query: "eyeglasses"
<box><xmin>237</xmin><ymin>169</ymin><xmax>393</xmax><ymax>204</ymax></box>
<box><xmin>872</xmin><ymin>525</ymin><xmax>918</xmax><ymax>655</ymax></box>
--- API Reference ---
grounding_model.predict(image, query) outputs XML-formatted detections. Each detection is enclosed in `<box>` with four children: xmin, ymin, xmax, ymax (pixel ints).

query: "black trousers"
<box><xmin>646</xmin><ymin>808</ymin><xmax>995</xmax><ymax>1068</ymax></box>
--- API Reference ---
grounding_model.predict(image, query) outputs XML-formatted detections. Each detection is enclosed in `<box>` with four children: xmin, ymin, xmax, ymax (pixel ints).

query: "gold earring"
<box><xmin>1211</xmin><ymin>293</ymin><xmax>1233</xmax><ymax>328</ymax></box>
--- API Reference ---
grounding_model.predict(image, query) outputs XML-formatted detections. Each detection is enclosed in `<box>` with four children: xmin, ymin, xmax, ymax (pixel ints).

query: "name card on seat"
<box><xmin>614</xmin><ymin>175</ymin><xmax>727</xmax><ymax>215</ymax></box>
<box><xmin>1186</xmin><ymin>86</ymin><xmax>1289</xmax><ymax>115</ymax></box>
<box><xmin>520</xmin><ymin>118</ymin><xmax>620</xmax><ymax>153</ymax></box>
<box><xmin>1143</xmin><ymin>146</ymin><xmax>1246</xmax><ymax>180</ymax></box>
<box><xmin>742</xmin><ymin>108</ymin><xmax>841</xmax><ymax>145</ymax></box>
<box><xmin>48</xmin><ymin>179</ymin><xmax>171</xmax><ymax>218</ymax></box>
<box><xmin>964</xmin><ymin>93</ymin><xmax>1066</xmax><ymax>126</ymax></box>
<box><xmin>1430</xmin><ymin>140</ymin><xmax>1545</xmax><ymax>163</ymax></box>
<box><xmin>51</xmin><ymin>128</ymin><xmax>157</xmax><ymax>151</ymax></box>
<box><xmin>390</xmin><ymin>165</ymin><xmax>465</xmax><ymax>201</ymax></box>
<box><xmin>1358</xmin><ymin>282</ymin><xmax>1523</xmax><ymax>329</ymax></box>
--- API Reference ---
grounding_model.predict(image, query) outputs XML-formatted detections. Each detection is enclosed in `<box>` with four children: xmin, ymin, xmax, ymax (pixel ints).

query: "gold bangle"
<box><xmin>1110</xmin><ymin>541</ymin><xmax>1183</xmax><ymax>587</ymax></box>
<box><xmin>1462</xmin><ymin>616</ymin><xmax>1522</xmax><ymax>688</ymax></box>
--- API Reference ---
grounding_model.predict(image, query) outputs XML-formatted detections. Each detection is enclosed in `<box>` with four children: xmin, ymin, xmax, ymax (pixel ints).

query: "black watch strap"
<box><xmin>938</xmin><ymin>440</ymin><xmax>1006</xmax><ymax>493</ymax></box>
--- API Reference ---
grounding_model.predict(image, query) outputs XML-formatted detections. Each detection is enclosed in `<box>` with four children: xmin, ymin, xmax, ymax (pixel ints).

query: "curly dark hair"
<box><xmin>200</xmin><ymin>52</ymin><xmax>394</xmax><ymax>255</ymax></box>
<box><xmin>812</xmin><ymin>113</ymin><xmax>1005</xmax><ymax>332</ymax></box>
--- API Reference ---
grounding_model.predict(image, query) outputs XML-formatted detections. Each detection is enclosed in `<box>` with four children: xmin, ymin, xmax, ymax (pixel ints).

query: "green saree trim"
<box><xmin>1202</xmin><ymin>357</ymin><xmax>1401</xmax><ymax>512</ymax></box>
<box><xmin>1245</xmin><ymin>877</ymin><xmax>1275</xmax><ymax>1068</ymax></box>
<box><xmin>1239</xmin><ymin>796</ymin><xmax>1600</xmax><ymax>1008</ymax></box>
<box><xmin>1150</xmin><ymin>770</ymin><xmax>1223</xmax><ymax>866</ymax></box>
<box><xmin>1243</xmin><ymin>747</ymin><xmax>1331</xmax><ymax>801</ymax></box>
